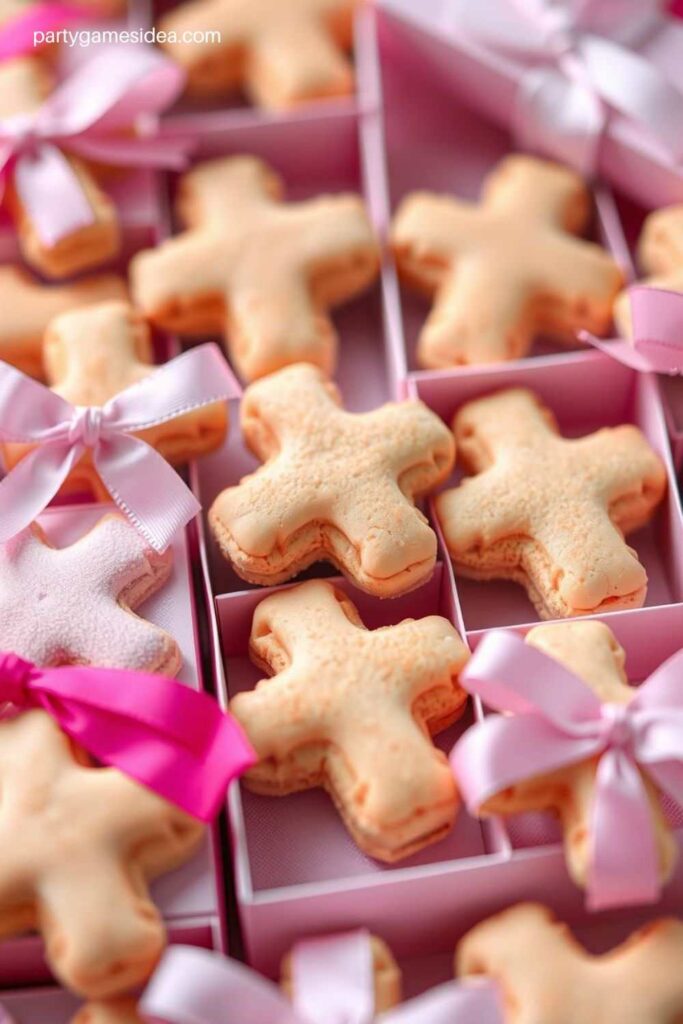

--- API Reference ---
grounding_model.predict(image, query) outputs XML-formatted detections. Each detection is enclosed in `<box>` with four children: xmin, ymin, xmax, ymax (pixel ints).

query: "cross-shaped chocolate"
<box><xmin>2</xmin><ymin>300</ymin><xmax>228</xmax><ymax>497</ymax></box>
<box><xmin>0</xmin><ymin>708</ymin><xmax>202</xmax><ymax>997</ymax></box>
<box><xmin>614</xmin><ymin>205</ymin><xmax>683</xmax><ymax>335</ymax></box>
<box><xmin>130</xmin><ymin>156</ymin><xmax>379</xmax><ymax>382</ymax></box>
<box><xmin>391</xmin><ymin>155</ymin><xmax>623</xmax><ymax>368</ymax></box>
<box><xmin>230</xmin><ymin>579</ymin><xmax>469</xmax><ymax>862</ymax></box>
<box><xmin>477</xmin><ymin>621</ymin><xmax>676</xmax><ymax>890</ymax></box>
<box><xmin>0</xmin><ymin>56</ymin><xmax>119</xmax><ymax>279</ymax></box>
<box><xmin>0</xmin><ymin>265</ymin><xmax>126</xmax><ymax>377</ymax></box>
<box><xmin>209</xmin><ymin>362</ymin><xmax>454</xmax><ymax>596</ymax></box>
<box><xmin>436</xmin><ymin>388</ymin><xmax>666</xmax><ymax>619</ymax></box>
<box><xmin>158</xmin><ymin>0</ymin><xmax>355</xmax><ymax>107</ymax></box>
<box><xmin>0</xmin><ymin>513</ymin><xmax>181</xmax><ymax>675</ymax></box>
<box><xmin>457</xmin><ymin>902</ymin><xmax>683</xmax><ymax>1023</ymax></box>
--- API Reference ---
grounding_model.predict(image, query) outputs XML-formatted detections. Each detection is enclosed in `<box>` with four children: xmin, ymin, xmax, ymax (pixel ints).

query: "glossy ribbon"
<box><xmin>451</xmin><ymin>630</ymin><xmax>683</xmax><ymax>909</ymax></box>
<box><xmin>582</xmin><ymin>285</ymin><xmax>683</xmax><ymax>374</ymax></box>
<box><xmin>0</xmin><ymin>343</ymin><xmax>240</xmax><ymax>552</ymax></box>
<box><xmin>0</xmin><ymin>651</ymin><xmax>255</xmax><ymax>820</ymax></box>
<box><xmin>452</xmin><ymin>0</ymin><xmax>683</xmax><ymax>173</ymax></box>
<box><xmin>0</xmin><ymin>3</ymin><xmax>91</xmax><ymax>59</ymax></box>
<box><xmin>0</xmin><ymin>44</ymin><xmax>190</xmax><ymax>245</ymax></box>
<box><xmin>140</xmin><ymin>943</ymin><xmax>504</xmax><ymax>1024</ymax></box>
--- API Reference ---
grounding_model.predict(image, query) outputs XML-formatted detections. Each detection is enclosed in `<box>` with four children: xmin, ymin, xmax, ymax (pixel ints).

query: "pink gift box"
<box><xmin>377</xmin><ymin>0</ymin><xmax>683</xmax><ymax>211</ymax></box>
<box><xmin>176</xmin><ymin>2</ymin><xmax>683</xmax><ymax>979</ymax></box>
<box><xmin>0</xmin><ymin>502</ymin><xmax>227</xmax><ymax>989</ymax></box>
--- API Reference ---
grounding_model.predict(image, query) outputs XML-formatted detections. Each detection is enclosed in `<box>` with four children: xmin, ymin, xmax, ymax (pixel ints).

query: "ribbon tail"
<box><xmin>379</xmin><ymin>980</ymin><xmax>504</xmax><ymax>1024</ymax></box>
<box><xmin>588</xmin><ymin>749</ymin><xmax>661</xmax><ymax>910</ymax></box>
<box><xmin>94</xmin><ymin>435</ymin><xmax>200</xmax><ymax>552</ymax></box>
<box><xmin>65</xmin><ymin>131</ymin><xmax>194</xmax><ymax>171</ymax></box>
<box><xmin>0</xmin><ymin>444</ymin><xmax>81</xmax><ymax>544</ymax></box>
<box><xmin>140</xmin><ymin>946</ymin><xmax>304</xmax><ymax>1024</ymax></box>
<box><xmin>579</xmin><ymin>330</ymin><xmax>659</xmax><ymax>372</ymax></box>
<box><xmin>13</xmin><ymin>144</ymin><xmax>95</xmax><ymax>245</ymax></box>
<box><xmin>292</xmin><ymin>932</ymin><xmax>375</xmax><ymax>1024</ymax></box>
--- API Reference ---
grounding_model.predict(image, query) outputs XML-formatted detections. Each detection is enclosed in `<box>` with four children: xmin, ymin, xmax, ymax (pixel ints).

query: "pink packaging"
<box><xmin>0</xmin><ymin>502</ymin><xmax>227</xmax><ymax>989</ymax></box>
<box><xmin>171</xmin><ymin>1</ymin><xmax>683</xmax><ymax>982</ymax></box>
<box><xmin>377</xmin><ymin>0</ymin><xmax>683</xmax><ymax>210</ymax></box>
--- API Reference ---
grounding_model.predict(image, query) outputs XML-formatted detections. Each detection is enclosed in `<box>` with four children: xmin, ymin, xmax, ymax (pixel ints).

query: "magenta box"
<box><xmin>0</xmin><ymin>503</ymin><xmax>226</xmax><ymax>989</ymax></box>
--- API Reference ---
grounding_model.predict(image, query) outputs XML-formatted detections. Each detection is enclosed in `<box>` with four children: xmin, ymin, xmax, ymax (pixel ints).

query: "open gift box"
<box><xmin>0</xmin><ymin>502</ymin><xmax>227</xmax><ymax>989</ymax></box>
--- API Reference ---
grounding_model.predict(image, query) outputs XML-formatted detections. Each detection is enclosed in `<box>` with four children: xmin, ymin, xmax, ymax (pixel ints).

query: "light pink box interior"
<box><xmin>0</xmin><ymin>503</ymin><xmax>225</xmax><ymax>988</ymax></box>
<box><xmin>168</xmin><ymin>4</ymin><xmax>683</xmax><ymax>978</ymax></box>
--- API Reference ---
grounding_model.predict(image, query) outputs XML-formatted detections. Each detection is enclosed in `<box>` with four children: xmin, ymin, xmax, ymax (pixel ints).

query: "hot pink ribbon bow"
<box><xmin>451</xmin><ymin>630</ymin><xmax>683</xmax><ymax>910</ymax></box>
<box><xmin>140</xmin><ymin>942</ymin><xmax>504</xmax><ymax>1024</ymax></box>
<box><xmin>0</xmin><ymin>44</ymin><xmax>191</xmax><ymax>246</ymax></box>
<box><xmin>0</xmin><ymin>343</ymin><xmax>240</xmax><ymax>552</ymax></box>
<box><xmin>452</xmin><ymin>0</ymin><xmax>683</xmax><ymax>174</ymax></box>
<box><xmin>0</xmin><ymin>651</ymin><xmax>255</xmax><ymax>820</ymax></box>
<box><xmin>582</xmin><ymin>285</ymin><xmax>683</xmax><ymax>374</ymax></box>
<box><xmin>0</xmin><ymin>3</ymin><xmax>91</xmax><ymax>60</ymax></box>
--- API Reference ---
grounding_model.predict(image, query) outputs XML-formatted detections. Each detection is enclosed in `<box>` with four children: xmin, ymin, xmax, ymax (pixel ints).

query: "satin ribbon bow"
<box><xmin>0</xmin><ymin>651</ymin><xmax>255</xmax><ymax>820</ymax></box>
<box><xmin>0</xmin><ymin>3</ymin><xmax>91</xmax><ymax>60</ymax></box>
<box><xmin>0</xmin><ymin>43</ymin><xmax>191</xmax><ymax>246</ymax></box>
<box><xmin>140</xmin><ymin>941</ymin><xmax>504</xmax><ymax>1024</ymax></box>
<box><xmin>0</xmin><ymin>343</ymin><xmax>240</xmax><ymax>552</ymax></box>
<box><xmin>452</xmin><ymin>0</ymin><xmax>683</xmax><ymax>174</ymax></box>
<box><xmin>582</xmin><ymin>285</ymin><xmax>683</xmax><ymax>374</ymax></box>
<box><xmin>451</xmin><ymin>630</ymin><xmax>683</xmax><ymax>910</ymax></box>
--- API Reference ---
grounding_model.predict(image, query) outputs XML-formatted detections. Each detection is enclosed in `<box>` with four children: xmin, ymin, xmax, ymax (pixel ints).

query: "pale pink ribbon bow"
<box><xmin>0</xmin><ymin>343</ymin><xmax>241</xmax><ymax>552</ymax></box>
<box><xmin>0</xmin><ymin>3</ymin><xmax>91</xmax><ymax>60</ymax></box>
<box><xmin>452</xmin><ymin>0</ymin><xmax>683</xmax><ymax>174</ymax></box>
<box><xmin>451</xmin><ymin>630</ymin><xmax>683</xmax><ymax>910</ymax></box>
<box><xmin>0</xmin><ymin>44</ymin><xmax>190</xmax><ymax>246</ymax></box>
<box><xmin>140</xmin><ymin>939</ymin><xmax>504</xmax><ymax>1024</ymax></box>
<box><xmin>582</xmin><ymin>285</ymin><xmax>683</xmax><ymax>374</ymax></box>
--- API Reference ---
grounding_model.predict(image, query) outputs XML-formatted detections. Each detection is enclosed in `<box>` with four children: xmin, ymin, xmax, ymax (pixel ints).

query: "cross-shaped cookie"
<box><xmin>0</xmin><ymin>56</ymin><xmax>119</xmax><ymax>279</ymax></box>
<box><xmin>0</xmin><ymin>265</ymin><xmax>126</xmax><ymax>378</ymax></box>
<box><xmin>456</xmin><ymin>902</ymin><xmax>683</xmax><ymax>1023</ymax></box>
<box><xmin>130</xmin><ymin>156</ymin><xmax>379</xmax><ymax>382</ymax></box>
<box><xmin>158</xmin><ymin>0</ymin><xmax>356</xmax><ymax>107</ymax></box>
<box><xmin>435</xmin><ymin>388</ymin><xmax>666</xmax><ymax>619</ymax></box>
<box><xmin>0</xmin><ymin>708</ymin><xmax>202</xmax><ymax>997</ymax></box>
<box><xmin>614</xmin><ymin>206</ymin><xmax>683</xmax><ymax>335</ymax></box>
<box><xmin>2</xmin><ymin>300</ymin><xmax>228</xmax><ymax>497</ymax></box>
<box><xmin>391</xmin><ymin>155</ymin><xmax>623</xmax><ymax>368</ymax></box>
<box><xmin>475</xmin><ymin>621</ymin><xmax>676</xmax><ymax>890</ymax></box>
<box><xmin>230</xmin><ymin>579</ymin><xmax>469</xmax><ymax>862</ymax></box>
<box><xmin>209</xmin><ymin>362</ymin><xmax>454</xmax><ymax>597</ymax></box>
<box><xmin>0</xmin><ymin>513</ymin><xmax>181</xmax><ymax>674</ymax></box>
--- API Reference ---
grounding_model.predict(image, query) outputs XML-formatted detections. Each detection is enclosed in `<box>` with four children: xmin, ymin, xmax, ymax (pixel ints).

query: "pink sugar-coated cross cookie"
<box><xmin>391</xmin><ymin>154</ymin><xmax>624</xmax><ymax>368</ymax></box>
<box><xmin>230</xmin><ymin>579</ymin><xmax>470</xmax><ymax>862</ymax></box>
<box><xmin>130</xmin><ymin>156</ymin><xmax>379</xmax><ymax>382</ymax></box>
<box><xmin>0</xmin><ymin>266</ymin><xmax>127</xmax><ymax>378</ymax></box>
<box><xmin>0</xmin><ymin>513</ymin><xmax>181</xmax><ymax>674</ymax></box>
<box><xmin>2</xmin><ymin>300</ymin><xmax>229</xmax><ymax>498</ymax></box>
<box><xmin>436</xmin><ymin>388</ymin><xmax>667</xmax><ymax>619</ymax></box>
<box><xmin>457</xmin><ymin>903</ymin><xmax>683</xmax><ymax>1023</ymax></box>
<box><xmin>614</xmin><ymin>206</ymin><xmax>683</xmax><ymax>335</ymax></box>
<box><xmin>472</xmin><ymin>621</ymin><xmax>676</xmax><ymax>892</ymax></box>
<box><xmin>0</xmin><ymin>56</ymin><xmax>119</xmax><ymax>278</ymax></box>
<box><xmin>0</xmin><ymin>709</ymin><xmax>202</xmax><ymax>998</ymax></box>
<box><xmin>158</xmin><ymin>0</ymin><xmax>357</xmax><ymax>106</ymax></box>
<box><xmin>209</xmin><ymin>362</ymin><xmax>455</xmax><ymax>597</ymax></box>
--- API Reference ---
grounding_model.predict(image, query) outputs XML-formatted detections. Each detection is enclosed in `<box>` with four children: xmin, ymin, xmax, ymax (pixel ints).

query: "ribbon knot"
<box><xmin>69</xmin><ymin>406</ymin><xmax>105</xmax><ymax>448</ymax></box>
<box><xmin>451</xmin><ymin>630</ymin><xmax>683</xmax><ymax>909</ymax></box>
<box><xmin>600</xmin><ymin>702</ymin><xmax>634</xmax><ymax>750</ymax></box>
<box><xmin>0</xmin><ymin>653</ymin><xmax>35</xmax><ymax>707</ymax></box>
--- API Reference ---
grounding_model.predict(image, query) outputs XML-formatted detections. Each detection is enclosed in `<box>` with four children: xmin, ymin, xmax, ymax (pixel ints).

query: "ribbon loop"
<box><xmin>0</xmin><ymin>655</ymin><xmax>255</xmax><ymax>821</ymax></box>
<box><xmin>0</xmin><ymin>343</ymin><xmax>240</xmax><ymax>551</ymax></box>
<box><xmin>451</xmin><ymin>630</ymin><xmax>683</xmax><ymax>908</ymax></box>
<box><xmin>581</xmin><ymin>285</ymin><xmax>683</xmax><ymax>375</ymax></box>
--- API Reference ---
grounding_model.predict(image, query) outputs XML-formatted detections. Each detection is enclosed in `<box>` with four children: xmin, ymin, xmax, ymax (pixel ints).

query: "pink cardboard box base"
<box><xmin>0</xmin><ymin>503</ymin><xmax>225</xmax><ymax>988</ymax></box>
